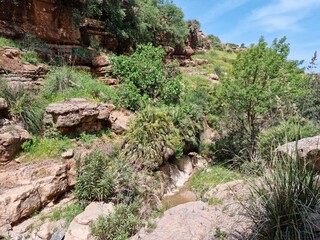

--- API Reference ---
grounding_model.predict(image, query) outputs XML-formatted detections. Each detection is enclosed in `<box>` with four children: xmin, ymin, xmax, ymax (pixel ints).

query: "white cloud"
<box><xmin>250</xmin><ymin>0</ymin><xmax>320</xmax><ymax>31</ymax></box>
<box><xmin>200</xmin><ymin>0</ymin><xmax>250</xmax><ymax>24</ymax></box>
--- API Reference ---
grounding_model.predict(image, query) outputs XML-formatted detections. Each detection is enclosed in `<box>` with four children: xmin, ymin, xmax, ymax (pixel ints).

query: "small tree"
<box><xmin>216</xmin><ymin>37</ymin><xmax>306</xmax><ymax>161</ymax></box>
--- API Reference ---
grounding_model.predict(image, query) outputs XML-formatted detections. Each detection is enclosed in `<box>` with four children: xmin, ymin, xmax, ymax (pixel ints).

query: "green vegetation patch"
<box><xmin>21</xmin><ymin>135</ymin><xmax>73</xmax><ymax>162</ymax></box>
<box><xmin>190</xmin><ymin>164</ymin><xmax>242</xmax><ymax>198</ymax></box>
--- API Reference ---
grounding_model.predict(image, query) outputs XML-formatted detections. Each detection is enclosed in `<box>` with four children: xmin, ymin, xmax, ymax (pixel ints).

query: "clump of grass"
<box><xmin>0</xmin><ymin>79</ymin><xmax>44</xmax><ymax>134</ymax></box>
<box><xmin>190</xmin><ymin>164</ymin><xmax>242</xmax><ymax>198</ymax></box>
<box><xmin>21</xmin><ymin>135</ymin><xmax>73</xmax><ymax>162</ymax></box>
<box><xmin>0</xmin><ymin>36</ymin><xmax>21</xmax><ymax>48</ymax></box>
<box><xmin>41</xmin><ymin>67</ymin><xmax>117</xmax><ymax>103</ymax></box>
<box><xmin>50</xmin><ymin>202</ymin><xmax>84</xmax><ymax>225</ymax></box>
<box><xmin>21</xmin><ymin>50</ymin><xmax>39</xmax><ymax>65</ymax></box>
<box><xmin>245</xmin><ymin>154</ymin><xmax>320</xmax><ymax>239</ymax></box>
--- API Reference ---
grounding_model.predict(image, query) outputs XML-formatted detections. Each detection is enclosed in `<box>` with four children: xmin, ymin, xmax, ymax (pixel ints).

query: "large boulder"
<box><xmin>0</xmin><ymin>160</ymin><xmax>73</xmax><ymax>236</ymax></box>
<box><xmin>277</xmin><ymin>135</ymin><xmax>320</xmax><ymax>170</ymax></box>
<box><xmin>43</xmin><ymin>98</ymin><xmax>111</xmax><ymax>135</ymax></box>
<box><xmin>65</xmin><ymin>202</ymin><xmax>114</xmax><ymax>240</ymax></box>
<box><xmin>109</xmin><ymin>109</ymin><xmax>133</xmax><ymax>134</ymax></box>
<box><xmin>0</xmin><ymin>125</ymin><xmax>29</xmax><ymax>164</ymax></box>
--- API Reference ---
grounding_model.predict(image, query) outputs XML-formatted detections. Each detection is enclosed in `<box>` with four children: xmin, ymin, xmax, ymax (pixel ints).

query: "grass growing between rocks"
<box><xmin>245</xmin><ymin>155</ymin><xmax>320</xmax><ymax>240</ymax></box>
<box><xmin>21</xmin><ymin>135</ymin><xmax>73</xmax><ymax>162</ymax></box>
<box><xmin>49</xmin><ymin>202</ymin><xmax>84</xmax><ymax>225</ymax></box>
<box><xmin>190</xmin><ymin>164</ymin><xmax>243</xmax><ymax>198</ymax></box>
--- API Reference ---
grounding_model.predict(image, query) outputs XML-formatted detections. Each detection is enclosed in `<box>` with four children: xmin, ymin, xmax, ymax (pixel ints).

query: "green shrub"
<box><xmin>21</xmin><ymin>51</ymin><xmax>39</xmax><ymax>65</ymax></box>
<box><xmin>245</xmin><ymin>155</ymin><xmax>320</xmax><ymax>239</ymax></box>
<box><xmin>0</xmin><ymin>79</ymin><xmax>43</xmax><ymax>134</ymax></box>
<box><xmin>168</xmin><ymin>104</ymin><xmax>204</xmax><ymax>152</ymax></box>
<box><xmin>90</xmin><ymin>202</ymin><xmax>142</xmax><ymax>240</ymax></box>
<box><xmin>122</xmin><ymin>106</ymin><xmax>181</xmax><ymax>170</ymax></box>
<box><xmin>257</xmin><ymin>117</ymin><xmax>320</xmax><ymax>160</ymax></box>
<box><xmin>75</xmin><ymin>150</ymin><xmax>115</xmax><ymax>202</ymax></box>
<box><xmin>110</xmin><ymin>44</ymin><xmax>182</xmax><ymax>110</ymax></box>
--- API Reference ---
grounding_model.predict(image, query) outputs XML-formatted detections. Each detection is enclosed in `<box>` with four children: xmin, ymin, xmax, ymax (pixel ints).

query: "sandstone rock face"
<box><xmin>133</xmin><ymin>181</ymin><xmax>251</xmax><ymax>240</ymax></box>
<box><xmin>65</xmin><ymin>202</ymin><xmax>114</xmax><ymax>240</ymax></box>
<box><xmin>135</xmin><ymin>201</ymin><xmax>215</xmax><ymax>240</ymax></box>
<box><xmin>0</xmin><ymin>160</ymin><xmax>74</xmax><ymax>236</ymax></box>
<box><xmin>43</xmin><ymin>98</ymin><xmax>111</xmax><ymax>135</ymax></box>
<box><xmin>91</xmin><ymin>53</ymin><xmax>120</xmax><ymax>85</ymax></box>
<box><xmin>277</xmin><ymin>135</ymin><xmax>320</xmax><ymax>170</ymax></box>
<box><xmin>0</xmin><ymin>125</ymin><xmax>30</xmax><ymax>164</ymax></box>
<box><xmin>0</xmin><ymin>0</ymin><xmax>80</xmax><ymax>45</ymax></box>
<box><xmin>0</xmin><ymin>47</ymin><xmax>48</xmax><ymax>90</ymax></box>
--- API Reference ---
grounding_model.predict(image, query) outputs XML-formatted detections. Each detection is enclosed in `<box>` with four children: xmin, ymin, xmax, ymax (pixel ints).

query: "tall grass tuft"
<box><xmin>0</xmin><ymin>79</ymin><xmax>44</xmax><ymax>134</ymax></box>
<box><xmin>245</xmin><ymin>152</ymin><xmax>320</xmax><ymax>239</ymax></box>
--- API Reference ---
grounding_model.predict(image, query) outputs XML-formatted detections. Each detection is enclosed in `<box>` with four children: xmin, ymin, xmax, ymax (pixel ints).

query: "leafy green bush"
<box><xmin>122</xmin><ymin>106</ymin><xmax>181</xmax><ymax>170</ymax></box>
<box><xmin>41</xmin><ymin>67</ymin><xmax>117</xmax><ymax>103</ymax></box>
<box><xmin>0</xmin><ymin>79</ymin><xmax>43</xmax><ymax>134</ymax></box>
<box><xmin>257</xmin><ymin>117</ymin><xmax>320</xmax><ymax>160</ymax></box>
<box><xmin>168</xmin><ymin>104</ymin><xmax>204</xmax><ymax>152</ymax></box>
<box><xmin>21</xmin><ymin>51</ymin><xmax>39</xmax><ymax>65</ymax></box>
<box><xmin>75</xmin><ymin>149</ymin><xmax>150</xmax><ymax>205</ymax></box>
<box><xmin>245</xmin><ymin>155</ymin><xmax>320</xmax><ymax>239</ymax></box>
<box><xmin>110</xmin><ymin>44</ymin><xmax>182</xmax><ymax>110</ymax></box>
<box><xmin>298</xmin><ymin>73</ymin><xmax>320</xmax><ymax>123</ymax></box>
<box><xmin>90</xmin><ymin>202</ymin><xmax>142</xmax><ymax>240</ymax></box>
<box><xmin>75</xmin><ymin>150</ymin><xmax>115</xmax><ymax>202</ymax></box>
<box><xmin>215</xmin><ymin>37</ymin><xmax>307</xmax><ymax>161</ymax></box>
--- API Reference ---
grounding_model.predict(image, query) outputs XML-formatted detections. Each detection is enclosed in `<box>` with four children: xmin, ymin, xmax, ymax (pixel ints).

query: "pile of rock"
<box><xmin>0</xmin><ymin>47</ymin><xmax>48</xmax><ymax>90</ymax></box>
<box><xmin>91</xmin><ymin>54</ymin><xmax>119</xmax><ymax>85</ymax></box>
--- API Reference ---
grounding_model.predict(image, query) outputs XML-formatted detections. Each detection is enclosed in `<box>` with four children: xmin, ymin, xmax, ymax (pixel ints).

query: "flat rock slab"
<box><xmin>135</xmin><ymin>201</ymin><xmax>216</xmax><ymax>240</ymax></box>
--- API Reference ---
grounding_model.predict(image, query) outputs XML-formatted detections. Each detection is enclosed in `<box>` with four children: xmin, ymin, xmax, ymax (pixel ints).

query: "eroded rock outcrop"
<box><xmin>0</xmin><ymin>125</ymin><xmax>30</xmax><ymax>164</ymax></box>
<box><xmin>0</xmin><ymin>0</ymin><xmax>81</xmax><ymax>45</ymax></box>
<box><xmin>0</xmin><ymin>160</ymin><xmax>75</xmax><ymax>236</ymax></box>
<box><xmin>0</xmin><ymin>47</ymin><xmax>48</xmax><ymax>90</ymax></box>
<box><xmin>91</xmin><ymin>54</ymin><xmax>119</xmax><ymax>85</ymax></box>
<box><xmin>43</xmin><ymin>98</ymin><xmax>111</xmax><ymax>135</ymax></box>
<box><xmin>277</xmin><ymin>136</ymin><xmax>320</xmax><ymax>170</ymax></box>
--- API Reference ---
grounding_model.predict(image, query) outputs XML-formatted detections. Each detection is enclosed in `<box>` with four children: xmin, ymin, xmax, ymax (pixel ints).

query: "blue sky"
<box><xmin>172</xmin><ymin>0</ymin><xmax>320</xmax><ymax>71</ymax></box>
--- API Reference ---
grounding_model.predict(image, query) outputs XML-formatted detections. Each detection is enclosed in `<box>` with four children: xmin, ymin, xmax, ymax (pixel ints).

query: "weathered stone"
<box><xmin>61</xmin><ymin>149</ymin><xmax>74</xmax><ymax>159</ymax></box>
<box><xmin>194</xmin><ymin>58</ymin><xmax>209</xmax><ymax>65</ymax></box>
<box><xmin>208</xmin><ymin>73</ymin><xmax>220</xmax><ymax>81</ymax></box>
<box><xmin>92</xmin><ymin>54</ymin><xmax>110</xmax><ymax>67</ymax></box>
<box><xmin>0</xmin><ymin>98</ymin><xmax>8</xmax><ymax>110</ymax></box>
<box><xmin>44</xmin><ymin>98</ymin><xmax>111</xmax><ymax>135</ymax></box>
<box><xmin>65</xmin><ymin>202</ymin><xmax>114</xmax><ymax>240</ymax></box>
<box><xmin>0</xmin><ymin>125</ymin><xmax>30</xmax><ymax>163</ymax></box>
<box><xmin>277</xmin><ymin>135</ymin><xmax>320</xmax><ymax>170</ymax></box>
<box><xmin>177</xmin><ymin>155</ymin><xmax>193</xmax><ymax>176</ymax></box>
<box><xmin>110</xmin><ymin>109</ymin><xmax>133</xmax><ymax>134</ymax></box>
<box><xmin>133</xmin><ymin>201</ymin><xmax>215</xmax><ymax>240</ymax></box>
<box><xmin>50</xmin><ymin>231</ymin><xmax>65</xmax><ymax>240</ymax></box>
<box><xmin>0</xmin><ymin>161</ymin><xmax>73</xmax><ymax>236</ymax></box>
